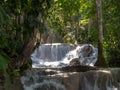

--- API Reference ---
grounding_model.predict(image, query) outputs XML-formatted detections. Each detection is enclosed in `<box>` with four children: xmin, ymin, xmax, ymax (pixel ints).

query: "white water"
<box><xmin>21</xmin><ymin>68</ymin><xmax>120</xmax><ymax>90</ymax></box>
<box><xmin>81</xmin><ymin>69</ymin><xmax>120</xmax><ymax>90</ymax></box>
<box><xmin>21</xmin><ymin>43</ymin><xmax>120</xmax><ymax>90</ymax></box>
<box><xmin>31</xmin><ymin>43</ymin><xmax>98</xmax><ymax>68</ymax></box>
<box><xmin>21</xmin><ymin>79</ymin><xmax>66</xmax><ymax>90</ymax></box>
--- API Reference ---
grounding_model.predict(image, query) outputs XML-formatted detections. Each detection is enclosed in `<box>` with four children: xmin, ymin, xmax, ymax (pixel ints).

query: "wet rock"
<box><xmin>21</xmin><ymin>68</ymin><xmax>120</xmax><ymax>90</ymax></box>
<box><xmin>61</xmin><ymin>65</ymin><xmax>98</xmax><ymax>72</ymax></box>
<box><xmin>69</xmin><ymin>58</ymin><xmax>80</xmax><ymax>66</ymax></box>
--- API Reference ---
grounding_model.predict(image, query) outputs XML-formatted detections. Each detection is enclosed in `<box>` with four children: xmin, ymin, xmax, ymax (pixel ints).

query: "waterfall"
<box><xmin>20</xmin><ymin>43</ymin><xmax>120</xmax><ymax>90</ymax></box>
<box><xmin>21</xmin><ymin>68</ymin><xmax>120</xmax><ymax>90</ymax></box>
<box><xmin>31</xmin><ymin>43</ymin><xmax>98</xmax><ymax>68</ymax></box>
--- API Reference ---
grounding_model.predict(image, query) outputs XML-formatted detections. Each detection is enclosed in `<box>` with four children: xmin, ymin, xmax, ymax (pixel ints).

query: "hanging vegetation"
<box><xmin>0</xmin><ymin>0</ymin><xmax>120</xmax><ymax>88</ymax></box>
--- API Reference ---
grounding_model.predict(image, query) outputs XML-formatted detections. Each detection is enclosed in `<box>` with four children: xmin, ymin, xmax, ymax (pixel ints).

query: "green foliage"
<box><xmin>0</xmin><ymin>0</ymin><xmax>53</xmax><ymax>87</ymax></box>
<box><xmin>0</xmin><ymin>52</ymin><xmax>8</xmax><ymax>70</ymax></box>
<box><xmin>46</xmin><ymin>0</ymin><xmax>92</xmax><ymax>43</ymax></box>
<box><xmin>0</xmin><ymin>6</ymin><xmax>9</xmax><ymax>76</ymax></box>
<box><xmin>0</xmin><ymin>0</ymin><xmax>119</xmax><ymax>87</ymax></box>
<box><xmin>46</xmin><ymin>0</ymin><xmax>120</xmax><ymax>67</ymax></box>
<box><xmin>102</xmin><ymin>0</ymin><xmax>120</xmax><ymax>67</ymax></box>
<box><xmin>0</xmin><ymin>51</ymin><xmax>11</xmax><ymax>90</ymax></box>
<box><xmin>0</xmin><ymin>6</ymin><xmax>7</xmax><ymax>25</ymax></box>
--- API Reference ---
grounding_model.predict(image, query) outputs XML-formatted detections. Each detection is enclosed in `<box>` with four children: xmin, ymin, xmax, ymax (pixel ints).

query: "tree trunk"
<box><xmin>88</xmin><ymin>18</ymin><xmax>92</xmax><ymax>35</ymax></box>
<box><xmin>9</xmin><ymin>28</ymin><xmax>38</xmax><ymax>69</ymax></box>
<box><xmin>95</xmin><ymin>0</ymin><xmax>107</xmax><ymax>67</ymax></box>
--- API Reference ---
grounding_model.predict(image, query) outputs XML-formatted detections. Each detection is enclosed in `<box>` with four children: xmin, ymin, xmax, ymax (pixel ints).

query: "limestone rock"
<box><xmin>69</xmin><ymin>58</ymin><xmax>80</xmax><ymax>66</ymax></box>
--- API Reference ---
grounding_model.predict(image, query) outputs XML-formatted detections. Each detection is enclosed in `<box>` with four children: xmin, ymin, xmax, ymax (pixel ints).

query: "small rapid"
<box><xmin>20</xmin><ymin>43</ymin><xmax>120</xmax><ymax>90</ymax></box>
<box><xmin>31</xmin><ymin>43</ymin><xmax>98</xmax><ymax>68</ymax></box>
<box><xmin>21</xmin><ymin>68</ymin><xmax>120</xmax><ymax>90</ymax></box>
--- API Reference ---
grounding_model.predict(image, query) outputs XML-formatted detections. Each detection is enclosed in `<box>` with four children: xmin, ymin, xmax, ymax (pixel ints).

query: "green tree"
<box><xmin>95</xmin><ymin>0</ymin><xmax>107</xmax><ymax>67</ymax></box>
<box><xmin>0</xmin><ymin>1</ymin><xmax>53</xmax><ymax>88</ymax></box>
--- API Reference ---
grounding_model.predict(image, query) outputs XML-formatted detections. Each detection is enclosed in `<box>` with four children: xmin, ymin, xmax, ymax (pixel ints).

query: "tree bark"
<box><xmin>9</xmin><ymin>28</ymin><xmax>38</xmax><ymax>69</ymax></box>
<box><xmin>88</xmin><ymin>18</ymin><xmax>92</xmax><ymax>35</ymax></box>
<box><xmin>95</xmin><ymin>0</ymin><xmax>107</xmax><ymax>67</ymax></box>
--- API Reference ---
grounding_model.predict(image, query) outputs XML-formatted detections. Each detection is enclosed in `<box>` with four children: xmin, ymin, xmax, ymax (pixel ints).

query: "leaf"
<box><xmin>0</xmin><ymin>55</ymin><xmax>8</xmax><ymax>69</ymax></box>
<box><xmin>4</xmin><ymin>70</ymin><xmax>11</xmax><ymax>90</ymax></box>
<box><xmin>53</xmin><ymin>29</ymin><xmax>57</xmax><ymax>33</ymax></box>
<box><xmin>0</xmin><ymin>6</ymin><xmax>8</xmax><ymax>25</ymax></box>
<box><xmin>0</xmin><ymin>51</ymin><xmax>10</xmax><ymax>70</ymax></box>
<box><xmin>66</xmin><ymin>37</ymin><xmax>71</xmax><ymax>41</ymax></box>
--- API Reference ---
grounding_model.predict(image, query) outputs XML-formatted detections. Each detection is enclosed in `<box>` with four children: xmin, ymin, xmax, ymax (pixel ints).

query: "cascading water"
<box><xmin>21</xmin><ymin>68</ymin><xmax>120</xmax><ymax>90</ymax></box>
<box><xmin>31</xmin><ymin>43</ymin><xmax>98</xmax><ymax>68</ymax></box>
<box><xmin>21</xmin><ymin>43</ymin><xmax>120</xmax><ymax>90</ymax></box>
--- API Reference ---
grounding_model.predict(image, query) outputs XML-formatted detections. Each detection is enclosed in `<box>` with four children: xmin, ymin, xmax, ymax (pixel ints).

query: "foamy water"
<box><xmin>31</xmin><ymin>43</ymin><xmax>98</xmax><ymax>68</ymax></box>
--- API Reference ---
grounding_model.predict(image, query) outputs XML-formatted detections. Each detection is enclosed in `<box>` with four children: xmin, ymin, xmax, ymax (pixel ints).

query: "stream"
<box><xmin>21</xmin><ymin>43</ymin><xmax>120</xmax><ymax>90</ymax></box>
